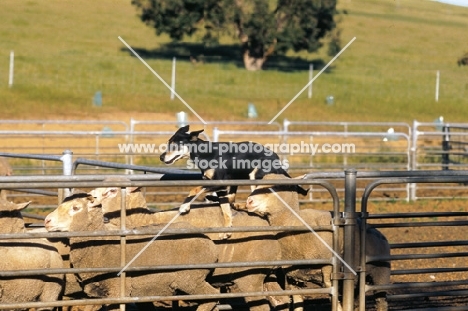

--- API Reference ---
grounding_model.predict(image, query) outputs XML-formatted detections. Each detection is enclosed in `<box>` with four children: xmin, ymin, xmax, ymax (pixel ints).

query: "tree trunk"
<box><xmin>242</xmin><ymin>39</ymin><xmax>277</xmax><ymax>71</ymax></box>
<box><xmin>243</xmin><ymin>50</ymin><xmax>267</xmax><ymax>71</ymax></box>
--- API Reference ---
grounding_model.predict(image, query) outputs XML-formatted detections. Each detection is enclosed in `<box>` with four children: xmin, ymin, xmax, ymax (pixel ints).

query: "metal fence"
<box><xmin>1</xmin><ymin>170</ymin><xmax>468</xmax><ymax>310</ymax></box>
<box><xmin>1</xmin><ymin>118</ymin><xmax>468</xmax><ymax>202</ymax></box>
<box><xmin>0</xmin><ymin>174</ymin><xmax>342</xmax><ymax>311</ymax></box>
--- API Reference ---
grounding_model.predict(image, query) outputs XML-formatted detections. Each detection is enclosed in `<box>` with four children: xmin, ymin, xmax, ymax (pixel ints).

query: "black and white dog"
<box><xmin>160</xmin><ymin>125</ymin><xmax>308</xmax><ymax>237</ymax></box>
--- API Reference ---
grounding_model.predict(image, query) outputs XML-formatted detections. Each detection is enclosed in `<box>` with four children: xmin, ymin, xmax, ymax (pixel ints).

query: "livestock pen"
<box><xmin>2</xmin><ymin>118</ymin><xmax>468</xmax><ymax>204</ymax></box>
<box><xmin>0</xmin><ymin>169</ymin><xmax>468</xmax><ymax>310</ymax></box>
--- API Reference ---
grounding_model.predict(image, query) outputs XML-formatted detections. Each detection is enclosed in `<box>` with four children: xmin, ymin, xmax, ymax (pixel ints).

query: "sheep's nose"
<box><xmin>246</xmin><ymin>197</ymin><xmax>253</xmax><ymax>206</ymax></box>
<box><xmin>44</xmin><ymin>217</ymin><xmax>51</xmax><ymax>226</ymax></box>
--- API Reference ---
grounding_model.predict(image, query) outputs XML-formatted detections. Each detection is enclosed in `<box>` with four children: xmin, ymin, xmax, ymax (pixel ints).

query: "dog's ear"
<box><xmin>178</xmin><ymin>125</ymin><xmax>190</xmax><ymax>134</ymax></box>
<box><xmin>189</xmin><ymin>129</ymin><xmax>204</xmax><ymax>141</ymax></box>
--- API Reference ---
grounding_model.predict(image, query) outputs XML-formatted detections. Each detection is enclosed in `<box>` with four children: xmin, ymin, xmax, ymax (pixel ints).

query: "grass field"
<box><xmin>0</xmin><ymin>0</ymin><xmax>467</xmax><ymax>123</ymax></box>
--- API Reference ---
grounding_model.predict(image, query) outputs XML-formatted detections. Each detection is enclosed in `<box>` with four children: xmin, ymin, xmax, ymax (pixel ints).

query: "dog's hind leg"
<box><xmin>226</xmin><ymin>185</ymin><xmax>237</xmax><ymax>203</ymax></box>
<box><xmin>219</xmin><ymin>197</ymin><xmax>233</xmax><ymax>240</ymax></box>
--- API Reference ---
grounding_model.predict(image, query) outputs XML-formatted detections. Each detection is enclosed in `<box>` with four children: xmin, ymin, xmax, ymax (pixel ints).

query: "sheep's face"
<box><xmin>89</xmin><ymin>186</ymin><xmax>119</xmax><ymax>209</ymax></box>
<box><xmin>45</xmin><ymin>194</ymin><xmax>98</xmax><ymax>232</ymax></box>
<box><xmin>246</xmin><ymin>179</ymin><xmax>302</xmax><ymax>217</ymax></box>
<box><xmin>245</xmin><ymin>185</ymin><xmax>272</xmax><ymax>216</ymax></box>
<box><xmin>89</xmin><ymin>185</ymin><xmax>143</xmax><ymax>215</ymax></box>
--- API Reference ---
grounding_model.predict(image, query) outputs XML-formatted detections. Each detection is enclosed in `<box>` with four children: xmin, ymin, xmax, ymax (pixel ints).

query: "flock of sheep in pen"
<box><xmin>0</xmin><ymin>171</ymin><xmax>392</xmax><ymax>311</ymax></box>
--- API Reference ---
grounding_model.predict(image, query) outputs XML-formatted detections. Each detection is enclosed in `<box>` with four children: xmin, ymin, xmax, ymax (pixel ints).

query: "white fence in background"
<box><xmin>0</xmin><ymin>118</ymin><xmax>467</xmax><ymax>202</ymax></box>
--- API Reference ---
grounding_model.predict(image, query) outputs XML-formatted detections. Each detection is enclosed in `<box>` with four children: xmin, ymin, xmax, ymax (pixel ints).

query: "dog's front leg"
<box><xmin>180</xmin><ymin>186</ymin><xmax>205</xmax><ymax>213</ymax></box>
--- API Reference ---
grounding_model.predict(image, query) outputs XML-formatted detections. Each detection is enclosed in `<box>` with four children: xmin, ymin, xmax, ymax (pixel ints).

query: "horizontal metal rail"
<box><xmin>72</xmin><ymin>157</ymin><xmax>202</xmax><ymax>176</ymax></box>
<box><xmin>0</xmin><ymin>225</ymin><xmax>334</xmax><ymax>240</ymax></box>
<box><xmin>372</xmin><ymin>220</ymin><xmax>468</xmax><ymax>228</ymax></box>
<box><xmin>368</xmin><ymin>211</ymin><xmax>468</xmax><ymax>219</ymax></box>
<box><xmin>0</xmin><ymin>258</ymin><xmax>334</xmax><ymax>278</ymax></box>
<box><xmin>368</xmin><ymin>252</ymin><xmax>468</xmax><ymax>262</ymax></box>
<box><xmin>368</xmin><ymin>279</ymin><xmax>468</xmax><ymax>292</ymax></box>
<box><xmin>392</xmin><ymin>267</ymin><xmax>468</xmax><ymax>275</ymax></box>
<box><xmin>0</xmin><ymin>287</ymin><xmax>331</xmax><ymax>310</ymax></box>
<box><xmin>390</xmin><ymin>240</ymin><xmax>468</xmax><ymax>249</ymax></box>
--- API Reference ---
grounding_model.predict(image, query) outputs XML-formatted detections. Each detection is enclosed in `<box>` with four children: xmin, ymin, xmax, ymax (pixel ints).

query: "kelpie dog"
<box><xmin>160</xmin><ymin>125</ymin><xmax>308</xmax><ymax>238</ymax></box>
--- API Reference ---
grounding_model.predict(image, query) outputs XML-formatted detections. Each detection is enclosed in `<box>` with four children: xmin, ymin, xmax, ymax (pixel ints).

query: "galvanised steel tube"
<box><xmin>72</xmin><ymin>157</ymin><xmax>202</xmax><ymax>176</ymax></box>
<box><xmin>120</xmin><ymin>187</ymin><xmax>127</xmax><ymax>311</ymax></box>
<box><xmin>0</xmin><ymin>287</ymin><xmax>332</xmax><ymax>310</ymax></box>
<box><xmin>0</xmin><ymin>259</ymin><xmax>334</xmax><ymax>278</ymax></box>
<box><xmin>0</xmin><ymin>173</ymin><xmax>341</xmax><ymax>310</ymax></box>
<box><xmin>343</xmin><ymin>169</ymin><xmax>357</xmax><ymax>311</ymax></box>
<box><xmin>360</xmin><ymin>173</ymin><xmax>468</xmax><ymax>310</ymax></box>
<box><xmin>0</xmin><ymin>174</ymin><xmax>337</xmax><ymax>189</ymax></box>
<box><xmin>367</xmin><ymin>279</ymin><xmax>468</xmax><ymax>292</ymax></box>
<box><xmin>0</xmin><ymin>225</ymin><xmax>334</xmax><ymax>240</ymax></box>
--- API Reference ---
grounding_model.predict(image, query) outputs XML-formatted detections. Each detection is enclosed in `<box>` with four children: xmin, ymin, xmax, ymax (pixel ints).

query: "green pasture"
<box><xmin>0</xmin><ymin>0</ymin><xmax>467</xmax><ymax>123</ymax></box>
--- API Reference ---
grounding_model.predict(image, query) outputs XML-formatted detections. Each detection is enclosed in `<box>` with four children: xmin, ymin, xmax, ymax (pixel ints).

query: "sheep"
<box><xmin>89</xmin><ymin>183</ymin><xmax>288</xmax><ymax>311</ymax></box>
<box><xmin>243</xmin><ymin>174</ymin><xmax>391</xmax><ymax>311</ymax></box>
<box><xmin>0</xmin><ymin>198</ymin><xmax>64</xmax><ymax>311</ymax></box>
<box><xmin>44</xmin><ymin>193</ymin><xmax>220</xmax><ymax>311</ymax></box>
<box><xmin>0</xmin><ymin>199</ymin><xmax>31</xmax><ymax>233</ymax></box>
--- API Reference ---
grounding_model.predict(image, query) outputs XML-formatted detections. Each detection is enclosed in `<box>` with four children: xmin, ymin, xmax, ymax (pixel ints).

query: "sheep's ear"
<box><xmin>101</xmin><ymin>187</ymin><xmax>119</xmax><ymax>200</ymax></box>
<box><xmin>189</xmin><ymin>129</ymin><xmax>204</xmax><ymax>141</ymax></box>
<box><xmin>87</xmin><ymin>194</ymin><xmax>101</xmax><ymax>208</ymax></box>
<box><xmin>0</xmin><ymin>199</ymin><xmax>31</xmax><ymax>212</ymax></box>
<box><xmin>14</xmin><ymin>201</ymin><xmax>31</xmax><ymax>211</ymax></box>
<box><xmin>127</xmin><ymin>186</ymin><xmax>141</xmax><ymax>193</ymax></box>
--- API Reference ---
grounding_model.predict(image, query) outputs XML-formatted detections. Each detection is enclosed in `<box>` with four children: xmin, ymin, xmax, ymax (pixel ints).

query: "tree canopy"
<box><xmin>131</xmin><ymin>0</ymin><xmax>338</xmax><ymax>71</ymax></box>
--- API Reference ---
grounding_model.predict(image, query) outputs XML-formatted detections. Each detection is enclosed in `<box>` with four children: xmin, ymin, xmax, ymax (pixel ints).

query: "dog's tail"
<box><xmin>296</xmin><ymin>185</ymin><xmax>309</xmax><ymax>196</ymax></box>
<box><xmin>281</xmin><ymin>170</ymin><xmax>309</xmax><ymax>196</ymax></box>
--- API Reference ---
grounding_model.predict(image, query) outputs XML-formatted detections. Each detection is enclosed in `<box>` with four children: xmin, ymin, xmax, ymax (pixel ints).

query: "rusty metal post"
<box><xmin>342</xmin><ymin>169</ymin><xmax>357</xmax><ymax>311</ymax></box>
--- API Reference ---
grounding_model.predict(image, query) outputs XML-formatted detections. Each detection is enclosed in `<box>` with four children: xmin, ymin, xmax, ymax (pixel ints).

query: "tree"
<box><xmin>131</xmin><ymin>0</ymin><xmax>338</xmax><ymax>71</ymax></box>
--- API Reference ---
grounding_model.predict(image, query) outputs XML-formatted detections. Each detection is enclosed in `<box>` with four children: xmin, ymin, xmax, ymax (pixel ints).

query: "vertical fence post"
<box><xmin>342</xmin><ymin>169</ymin><xmax>357</xmax><ymax>311</ymax></box>
<box><xmin>120</xmin><ymin>187</ymin><xmax>127</xmax><ymax>311</ymax></box>
<box><xmin>308</xmin><ymin>64</ymin><xmax>313</xmax><ymax>98</ymax></box>
<box><xmin>213</xmin><ymin>127</ymin><xmax>219</xmax><ymax>142</ymax></box>
<box><xmin>59</xmin><ymin>150</ymin><xmax>73</xmax><ymax>203</ymax></box>
<box><xmin>442</xmin><ymin>125</ymin><xmax>450</xmax><ymax>170</ymax></box>
<box><xmin>8</xmin><ymin>51</ymin><xmax>14</xmax><ymax>88</ymax></box>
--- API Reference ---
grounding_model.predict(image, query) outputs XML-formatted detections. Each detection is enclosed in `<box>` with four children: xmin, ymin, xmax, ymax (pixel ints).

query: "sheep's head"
<box><xmin>0</xmin><ymin>199</ymin><xmax>31</xmax><ymax>233</ymax></box>
<box><xmin>245</xmin><ymin>174</ymin><xmax>301</xmax><ymax>216</ymax></box>
<box><xmin>45</xmin><ymin>193</ymin><xmax>101</xmax><ymax>232</ymax></box>
<box><xmin>88</xmin><ymin>177</ymin><xmax>145</xmax><ymax>217</ymax></box>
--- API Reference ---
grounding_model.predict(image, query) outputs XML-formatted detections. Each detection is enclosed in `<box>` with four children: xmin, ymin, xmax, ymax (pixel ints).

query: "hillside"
<box><xmin>0</xmin><ymin>0</ymin><xmax>467</xmax><ymax>123</ymax></box>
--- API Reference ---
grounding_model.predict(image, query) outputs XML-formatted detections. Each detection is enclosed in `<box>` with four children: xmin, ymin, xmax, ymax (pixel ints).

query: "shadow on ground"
<box><xmin>120</xmin><ymin>42</ymin><xmax>328</xmax><ymax>73</ymax></box>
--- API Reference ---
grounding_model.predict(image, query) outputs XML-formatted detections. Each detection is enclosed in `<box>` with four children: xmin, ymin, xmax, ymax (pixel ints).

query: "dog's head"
<box><xmin>159</xmin><ymin>125</ymin><xmax>204</xmax><ymax>165</ymax></box>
